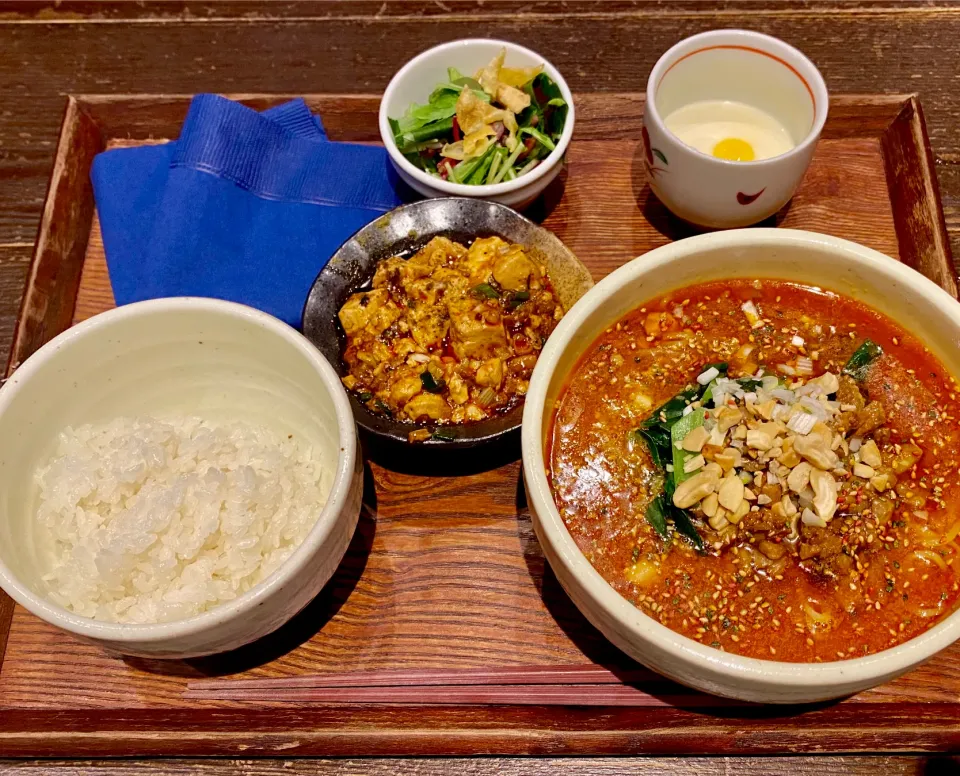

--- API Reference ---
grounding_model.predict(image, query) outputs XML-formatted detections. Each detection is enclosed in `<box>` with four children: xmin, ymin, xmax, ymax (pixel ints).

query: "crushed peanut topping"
<box><xmin>550</xmin><ymin>280</ymin><xmax>960</xmax><ymax>663</ymax></box>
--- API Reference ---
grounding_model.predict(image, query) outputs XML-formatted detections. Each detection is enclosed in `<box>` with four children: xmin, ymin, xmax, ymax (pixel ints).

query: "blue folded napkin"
<box><xmin>91</xmin><ymin>94</ymin><xmax>405</xmax><ymax>327</ymax></box>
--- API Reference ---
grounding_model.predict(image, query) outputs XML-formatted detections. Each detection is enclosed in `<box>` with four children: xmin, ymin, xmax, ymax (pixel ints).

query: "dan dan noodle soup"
<box><xmin>548</xmin><ymin>279</ymin><xmax>960</xmax><ymax>662</ymax></box>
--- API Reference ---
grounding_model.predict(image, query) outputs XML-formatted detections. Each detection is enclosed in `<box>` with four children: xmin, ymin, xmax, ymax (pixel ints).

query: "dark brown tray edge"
<box><xmin>1</xmin><ymin>705</ymin><xmax>959</xmax><ymax>757</ymax></box>
<box><xmin>0</xmin><ymin>96</ymin><xmax>101</xmax><ymax>677</ymax></box>
<box><xmin>5</xmin><ymin>96</ymin><xmax>101</xmax><ymax>379</ymax></box>
<box><xmin>1</xmin><ymin>92</ymin><xmax>958</xmax><ymax>758</ymax></box>
<box><xmin>881</xmin><ymin>94</ymin><xmax>958</xmax><ymax>298</ymax></box>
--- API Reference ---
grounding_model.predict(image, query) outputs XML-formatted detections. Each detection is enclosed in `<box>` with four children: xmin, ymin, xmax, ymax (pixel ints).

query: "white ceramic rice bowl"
<box><xmin>0</xmin><ymin>298</ymin><xmax>362</xmax><ymax>658</ymax></box>
<box><xmin>522</xmin><ymin>229</ymin><xmax>960</xmax><ymax>703</ymax></box>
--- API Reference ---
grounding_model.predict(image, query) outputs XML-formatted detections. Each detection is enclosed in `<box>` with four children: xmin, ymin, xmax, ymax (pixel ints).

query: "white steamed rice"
<box><xmin>34</xmin><ymin>416</ymin><xmax>331</xmax><ymax>625</ymax></box>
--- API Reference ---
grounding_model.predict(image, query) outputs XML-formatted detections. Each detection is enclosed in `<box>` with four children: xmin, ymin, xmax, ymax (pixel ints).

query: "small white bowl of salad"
<box><xmin>379</xmin><ymin>39</ymin><xmax>575</xmax><ymax>209</ymax></box>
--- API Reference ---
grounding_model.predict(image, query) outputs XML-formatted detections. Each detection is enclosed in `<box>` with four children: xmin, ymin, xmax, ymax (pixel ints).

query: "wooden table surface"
<box><xmin>3</xmin><ymin>0</ymin><xmax>960</xmax><ymax>771</ymax></box>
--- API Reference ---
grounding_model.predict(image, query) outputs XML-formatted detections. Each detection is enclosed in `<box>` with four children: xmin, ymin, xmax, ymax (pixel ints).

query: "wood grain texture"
<box><xmin>0</xmin><ymin>248</ymin><xmax>32</xmax><ymax>363</ymax></box>
<box><xmin>0</xmin><ymin>92</ymin><xmax>958</xmax><ymax>758</ymax></box>
<box><xmin>2</xmin><ymin>756</ymin><xmax>959</xmax><ymax>776</ymax></box>
<box><xmin>69</xmin><ymin>134</ymin><xmax>903</xmax><ymax>323</ymax></box>
<box><xmin>0</xmin><ymin>245</ymin><xmax>33</xmax><ymax>670</ymax></box>
<box><xmin>66</xmin><ymin>94</ymin><xmax>923</xmax><ymax>324</ymax></box>
<box><xmin>4</xmin><ymin>3</ymin><xmax>960</xmax><ymax>244</ymax></box>
<box><xmin>4</xmin><ymin>0</ymin><xmax>956</xmax><ymax>20</ymax></box>
<box><xmin>0</xmin><ymin>705</ymin><xmax>959</xmax><ymax>757</ymax></box>
<box><xmin>5</xmin><ymin>96</ymin><xmax>101</xmax><ymax>376</ymax></box>
<box><xmin>2</xmin><ymin>0</ymin><xmax>960</xmax><ymax>148</ymax></box>
<box><xmin>2</xmin><ymin>2</ymin><xmax>960</xmax><ymax>767</ymax></box>
<box><xmin>881</xmin><ymin>98</ymin><xmax>959</xmax><ymax>296</ymax></box>
<box><xmin>2</xmin><ymin>2</ymin><xmax>960</xmax><ymax>336</ymax></box>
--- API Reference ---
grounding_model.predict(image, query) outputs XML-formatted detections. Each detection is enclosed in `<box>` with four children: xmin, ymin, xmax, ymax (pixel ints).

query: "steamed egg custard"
<box><xmin>663</xmin><ymin>100</ymin><xmax>795</xmax><ymax>162</ymax></box>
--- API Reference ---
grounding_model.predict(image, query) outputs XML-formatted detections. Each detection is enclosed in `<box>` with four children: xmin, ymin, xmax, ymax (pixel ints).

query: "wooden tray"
<box><xmin>2</xmin><ymin>93</ymin><xmax>959</xmax><ymax>758</ymax></box>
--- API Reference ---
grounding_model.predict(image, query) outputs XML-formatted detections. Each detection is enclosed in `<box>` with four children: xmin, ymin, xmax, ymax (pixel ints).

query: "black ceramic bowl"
<box><xmin>301</xmin><ymin>198</ymin><xmax>593</xmax><ymax>449</ymax></box>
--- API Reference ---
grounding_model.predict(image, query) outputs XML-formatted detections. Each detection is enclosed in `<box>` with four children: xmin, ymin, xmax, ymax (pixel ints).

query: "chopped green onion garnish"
<box><xmin>471</xmin><ymin>283</ymin><xmax>500</xmax><ymax>299</ymax></box>
<box><xmin>507</xmin><ymin>290</ymin><xmax>530</xmax><ymax>309</ymax></box>
<box><xmin>420</xmin><ymin>370</ymin><xmax>446</xmax><ymax>394</ymax></box>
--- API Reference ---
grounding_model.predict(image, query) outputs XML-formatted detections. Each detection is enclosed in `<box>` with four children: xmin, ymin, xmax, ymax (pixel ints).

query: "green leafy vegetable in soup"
<box><xmin>548</xmin><ymin>280</ymin><xmax>960</xmax><ymax>663</ymax></box>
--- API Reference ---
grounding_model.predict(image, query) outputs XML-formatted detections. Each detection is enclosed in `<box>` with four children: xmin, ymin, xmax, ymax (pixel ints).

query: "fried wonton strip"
<box><xmin>462</xmin><ymin>128</ymin><xmax>496</xmax><ymax>158</ymax></box>
<box><xmin>440</xmin><ymin>140</ymin><xmax>465</xmax><ymax>160</ymax></box>
<box><xmin>456</xmin><ymin>88</ymin><xmax>503</xmax><ymax>134</ymax></box>
<box><xmin>476</xmin><ymin>48</ymin><xmax>506</xmax><ymax>96</ymax></box>
<box><xmin>498</xmin><ymin>64</ymin><xmax>542</xmax><ymax>88</ymax></box>
<box><xmin>496</xmin><ymin>84</ymin><xmax>531</xmax><ymax>113</ymax></box>
<box><xmin>502</xmin><ymin>111</ymin><xmax>519</xmax><ymax>152</ymax></box>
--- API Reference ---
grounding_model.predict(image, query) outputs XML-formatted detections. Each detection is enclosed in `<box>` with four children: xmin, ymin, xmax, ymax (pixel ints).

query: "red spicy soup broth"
<box><xmin>547</xmin><ymin>279</ymin><xmax>960</xmax><ymax>662</ymax></box>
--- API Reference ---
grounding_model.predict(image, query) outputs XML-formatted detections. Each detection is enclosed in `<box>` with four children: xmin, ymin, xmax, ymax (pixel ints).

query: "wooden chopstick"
<box><xmin>183</xmin><ymin>683</ymin><xmax>742</xmax><ymax>707</ymax></box>
<box><xmin>186</xmin><ymin>663</ymin><xmax>656</xmax><ymax>693</ymax></box>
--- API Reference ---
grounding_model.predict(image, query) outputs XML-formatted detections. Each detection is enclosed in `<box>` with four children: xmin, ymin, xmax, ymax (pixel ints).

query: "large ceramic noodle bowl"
<box><xmin>522</xmin><ymin>229</ymin><xmax>960</xmax><ymax>703</ymax></box>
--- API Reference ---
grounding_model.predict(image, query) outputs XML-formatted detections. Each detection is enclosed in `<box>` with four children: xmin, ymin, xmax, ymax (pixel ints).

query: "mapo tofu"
<box><xmin>339</xmin><ymin>236</ymin><xmax>564</xmax><ymax>441</ymax></box>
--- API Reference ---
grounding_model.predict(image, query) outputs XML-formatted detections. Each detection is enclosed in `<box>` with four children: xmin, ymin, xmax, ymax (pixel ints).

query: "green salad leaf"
<box><xmin>396</xmin><ymin>90</ymin><xmax>459</xmax><ymax>133</ymax></box>
<box><xmin>395</xmin><ymin>116</ymin><xmax>455</xmax><ymax>155</ymax></box>
<box><xmin>524</xmin><ymin>73</ymin><xmax>568</xmax><ymax>139</ymax></box>
<box><xmin>389</xmin><ymin>61</ymin><xmax>568</xmax><ymax>184</ymax></box>
<box><xmin>392</xmin><ymin>83</ymin><xmax>487</xmax><ymax>156</ymax></box>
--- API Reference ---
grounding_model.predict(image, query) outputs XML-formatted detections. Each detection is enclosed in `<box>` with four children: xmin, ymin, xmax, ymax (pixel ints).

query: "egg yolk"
<box><xmin>712</xmin><ymin>137</ymin><xmax>755</xmax><ymax>162</ymax></box>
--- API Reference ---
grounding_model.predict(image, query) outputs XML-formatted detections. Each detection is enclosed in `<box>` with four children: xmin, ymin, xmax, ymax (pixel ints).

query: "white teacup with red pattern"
<box><xmin>642</xmin><ymin>29</ymin><xmax>829</xmax><ymax>229</ymax></box>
